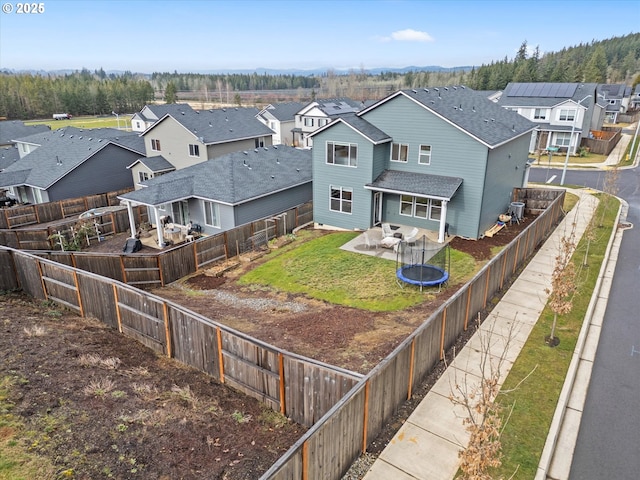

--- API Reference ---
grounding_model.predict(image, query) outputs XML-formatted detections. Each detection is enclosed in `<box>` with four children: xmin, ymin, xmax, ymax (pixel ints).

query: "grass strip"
<box><xmin>489</xmin><ymin>193</ymin><xmax>619</xmax><ymax>478</ymax></box>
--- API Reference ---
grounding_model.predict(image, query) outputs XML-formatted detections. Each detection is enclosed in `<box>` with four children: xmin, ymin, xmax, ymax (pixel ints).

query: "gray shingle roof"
<box><xmin>135</xmin><ymin>103</ymin><xmax>195</xmax><ymax>123</ymax></box>
<box><xmin>316</xmin><ymin>97</ymin><xmax>364</xmax><ymax>115</ymax></box>
<box><xmin>390</xmin><ymin>87</ymin><xmax>536</xmax><ymax>147</ymax></box>
<box><xmin>0</xmin><ymin>128</ymin><xmax>143</xmax><ymax>189</ymax></box>
<box><xmin>0</xmin><ymin>120</ymin><xmax>50</xmax><ymax>145</ymax></box>
<box><xmin>314</xmin><ymin>113</ymin><xmax>392</xmax><ymax>144</ymax></box>
<box><xmin>365</xmin><ymin>169</ymin><xmax>463</xmax><ymax>200</ymax></box>
<box><xmin>0</xmin><ymin>146</ymin><xmax>20</xmax><ymax>171</ymax></box>
<box><xmin>150</xmin><ymin>107</ymin><xmax>274</xmax><ymax>145</ymax></box>
<box><xmin>119</xmin><ymin>145</ymin><xmax>311</xmax><ymax>206</ymax></box>
<box><xmin>259</xmin><ymin>102</ymin><xmax>306</xmax><ymax>121</ymax></box>
<box><xmin>136</xmin><ymin>155</ymin><xmax>175</xmax><ymax>173</ymax></box>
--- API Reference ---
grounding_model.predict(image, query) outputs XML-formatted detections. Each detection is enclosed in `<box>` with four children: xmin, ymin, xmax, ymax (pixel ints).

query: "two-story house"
<box><xmin>597</xmin><ymin>84</ymin><xmax>632</xmax><ymax>124</ymax></box>
<box><xmin>129</xmin><ymin>107</ymin><xmax>275</xmax><ymax>189</ymax></box>
<box><xmin>496</xmin><ymin>82</ymin><xmax>605</xmax><ymax>155</ymax></box>
<box><xmin>310</xmin><ymin>87</ymin><xmax>537</xmax><ymax>242</ymax></box>
<box><xmin>293</xmin><ymin>98</ymin><xmax>366</xmax><ymax>148</ymax></box>
<box><xmin>256</xmin><ymin>102</ymin><xmax>305</xmax><ymax>146</ymax></box>
<box><xmin>0</xmin><ymin>127</ymin><xmax>144</xmax><ymax>204</ymax></box>
<box><xmin>130</xmin><ymin>103</ymin><xmax>195</xmax><ymax>132</ymax></box>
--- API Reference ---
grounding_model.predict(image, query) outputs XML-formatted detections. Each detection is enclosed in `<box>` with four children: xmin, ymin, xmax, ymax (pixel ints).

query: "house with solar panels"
<box><xmin>496</xmin><ymin>82</ymin><xmax>605</xmax><ymax>155</ymax></box>
<box><xmin>309</xmin><ymin>87</ymin><xmax>537</xmax><ymax>242</ymax></box>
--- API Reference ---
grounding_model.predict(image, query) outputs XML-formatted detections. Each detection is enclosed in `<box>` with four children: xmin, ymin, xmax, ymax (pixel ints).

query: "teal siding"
<box><xmin>312</xmin><ymin>123</ymin><xmax>375</xmax><ymax>230</ymax></box>
<box><xmin>479</xmin><ymin>134</ymin><xmax>531</xmax><ymax>234</ymax></box>
<box><xmin>362</xmin><ymin>95</ymin><xmax>488</xmax><ymax>238</ymax></box>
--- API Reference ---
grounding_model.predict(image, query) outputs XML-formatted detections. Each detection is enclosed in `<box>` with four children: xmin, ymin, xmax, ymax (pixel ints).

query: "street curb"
<box><xmin>535</xmin><ymin>194</ymin><xmax>627</xmax><ymax>480</ymax></box>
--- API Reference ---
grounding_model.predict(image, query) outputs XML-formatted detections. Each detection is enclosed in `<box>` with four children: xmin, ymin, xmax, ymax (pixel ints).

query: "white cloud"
<box><xmin>379</xmin><ymin>29</ymin><xmax>434</xmax><ymax>43</ymax></box>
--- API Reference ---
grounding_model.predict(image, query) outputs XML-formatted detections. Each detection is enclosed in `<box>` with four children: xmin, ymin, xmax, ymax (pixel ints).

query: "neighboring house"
<box><xmin>139</xmin><ymin>107</ymin><xmax>275</xmax><ymax>172</ymax></box>
<box><xmin>0</xmin><ymin>146</ymin><xmax>20</xmax><ymax>172</ymax></box>
<box><xmin>293</xmin><ymin>98</ymin><xmax>367</xmax><ymax>148</ymax></box>
<box><xmin>130</xmin><ymin>103</ymin><xmax>195</xmax><ymax>132</ymax></box>
<box><xmin>597</xmin><ymin>84</ymin><xmax>632</xmax><ymax>123</ymax></box>
<box><xmin>118</xmin><ymin>145</ymin><xmax>312</xmax><ymax>246</ymax></box>
<box><xmin>631</xmin><ymin>84</ymin><xmax>640</xmax><ymax>109</ymax></box>
<box><xmin>127</xmin><ymin>155</ymin><xmax>176</xmax><ymax>190</ymax></box>
<box><xmin>496</xmin><ymin>82</ymin><xmax>604</xmax><ymax>155</ymax></box>
<box><xmin>0</xmin><ymin>127</ymin><xmax>144</xmax><ymax>204</ymax></box>
<box><xmin>310</xmin><ymin>87</ymin><xmax>537</xmax><ymax>242</ymax></box>
<box><xmin>256</xmin><ymin>102</ymin><xmax>305</xmax><ymax>145</ymax></box>
<box><xmin>0</xmin><ymin>120</ymin><xmax>50</xmax><ymax>149</ymax></box>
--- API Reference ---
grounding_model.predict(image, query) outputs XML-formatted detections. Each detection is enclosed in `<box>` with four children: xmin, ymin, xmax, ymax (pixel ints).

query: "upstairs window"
<box><xmin>391</xmin><ymin>143</ymin><xmax>409</xmax><ymax>162</ymax></box>
<box><xmin>304</xmin><ymin>117</ymin><xmax>314</xmax><ymax>127</ymax></box>
<box><xmin>533</xmin><ymin>108</ymin><xmax>547</xmax><ymax>120</ymax></box>
<box><xmin>559</xmin><ymin>109</ymin><xmax>575</xmax><ymax>122</ymax></box>
<box><xmin>138</xmin><ymin>171</ymin><xmax>149</xmax><ymax>183</ymax></box>
<box><xmin>418</xmin><ymin>145</ymin><xmax>432</xmax><ymax>165</ymax></box>
<box><xmin>188</xmin><ymin>144</ymin><xmax>200</xmax><ymax>157</ymax></box>
<box><xmin>151</xmin><ymin>139</ymin><xmax>161</xmax><ymax>151</ymax></box>
<box><xmin>326</xmin><ymin>142</ymin><xmax>357</xmax><ymax>167</ymax></box>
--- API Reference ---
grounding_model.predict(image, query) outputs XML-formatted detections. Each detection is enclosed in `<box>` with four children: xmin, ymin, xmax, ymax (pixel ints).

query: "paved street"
<box><xmin>529</xmin><ymin>150</ymin><xmax>640</xmax><ymax>479</ymax></box>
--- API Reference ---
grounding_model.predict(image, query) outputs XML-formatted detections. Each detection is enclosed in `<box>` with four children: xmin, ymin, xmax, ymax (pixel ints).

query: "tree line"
<box><xmin>1</xmin><ymin>33</ymin><xmax>638</xmax><ymax>120</ymax></box>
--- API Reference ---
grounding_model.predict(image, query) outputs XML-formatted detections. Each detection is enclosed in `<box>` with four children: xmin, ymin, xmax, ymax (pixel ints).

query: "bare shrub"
<box><xmin>83</xmin><ymin>378</ymin><xmax>116</xmax><ymax>397</ymax></box>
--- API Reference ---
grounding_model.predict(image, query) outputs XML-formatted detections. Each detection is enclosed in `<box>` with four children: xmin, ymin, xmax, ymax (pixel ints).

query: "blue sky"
<box><xmin>1</xmin><ymin>0</ymin><xmax>638</xmax><ymax>73</ymax></box>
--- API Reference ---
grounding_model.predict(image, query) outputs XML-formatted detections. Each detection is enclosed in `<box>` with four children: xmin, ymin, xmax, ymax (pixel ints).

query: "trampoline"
<box><xmin>395</xmin><ymin>234</ymin><xmax>450</xmax><ymax>291</ymax></box>
<box><xmin>397</xmin><ymin>264</ymin><xmax>449</xmax><ymax>287</ymax></box>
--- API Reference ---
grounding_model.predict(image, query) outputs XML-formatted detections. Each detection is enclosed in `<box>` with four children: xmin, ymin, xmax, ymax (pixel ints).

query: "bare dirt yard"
<box><xmin>1</xmin><ymin>218</ymin><xmax>532</xmax><ymax>479</ymax></box>
<box><xmin>1</xmin><ymin>294</ymin><xmax>304</xmax><ymax>480</ymax></box>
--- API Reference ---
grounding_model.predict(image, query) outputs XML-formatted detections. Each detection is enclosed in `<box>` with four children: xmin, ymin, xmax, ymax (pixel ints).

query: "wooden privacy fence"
<box><xmin>0</xmin><ymin>189</ymin><xmax>132</xmax><ymax>229</ymax></box>
<box><xmin>260</xmin><ymin>188</ymin><xmax>566</xmax><ymax>480</ymax></box>
<box><xmin>1</xmin><ymin>201</ymin><xmax>313</xmax><ymax>288</ymax></box>
<box><xmin>0</xmin><ymin>245</ymin><xmax>362</xmax><ymax>429</ymax></box>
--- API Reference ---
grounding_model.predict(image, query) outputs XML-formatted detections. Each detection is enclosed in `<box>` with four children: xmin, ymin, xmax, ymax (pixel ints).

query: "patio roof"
<box><xmin>364</xmin><ymin>170</ymin><xmax>463</xmax><ymax>200</ymax></box>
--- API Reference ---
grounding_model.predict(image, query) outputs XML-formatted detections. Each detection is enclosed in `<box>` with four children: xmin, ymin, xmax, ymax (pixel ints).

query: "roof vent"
<box><xmin>444</xmin><ymin>87</ymin><xmax>449</xmax><ymax>91</ymax></box>
<box><xmin>243</xmin><ymin>151</ymin><xmax>248</xmax><ymax>155</ymax></box>
<box><xmin>453</xmin><ymin>86</ymin><xmax>457</xmax><ymax>90</ymax></box>
<box><xmin>276</xmin><ymin>158</ymin><xmax>280</xmax><ymax>164</ymax></box>
<box><xmin>79</xmin><ymin>136</ymin><xmax>83</xmax><ymax>139</ymax></box>
<box><xmin>296</xmin><ymin>168</ymin><xmax>300</xmax><ymax>172</ymax></box>
<box><xmin>453</xmin><ymin>106</ymin><xmax>458</xmax><ymax>110</ymax></box>
<box><xmin>424</xmin><ymin>88</ymin><xmax>429</xmax><ymax>93</ymax></box>
<box><xmin>472</xmin><ymin>106</ymin><xmax>476</xmax><ymax>113</ymax></box>
<box><xmin>209</xmin><ymin>122</ymin><xmax>212</xmax><ymax>127</ymax></box>
<box><xmin>273</xmin><ymin>145</ymin><xmax>278</xmax><ymax>149</ymax></box>
<box><xmin>434</xmin><ymin>88</ymin><xmax>439</xmax><ymax>92</ymax></box>
<box><xmin>229</xmin><ymin>129</ymin><xmax>233</xmax><ymax>132</ymax></box>
<box><xmin>490</xmin><ymin>118</ymin><xmax>495</xmax><ymax>122</ymax></box>
<box><xmin>181</xmin><ymin>111</ymin><xmax>185</xmax><ymax>115</ymax></box>
<box><xmin>411</xmin><ymin>89</ymin><xmax>417</xmax><ymax>94</ymax></box>
<box><xmin>254</xmin><ymin>148</ymin><xmax>258</xmax><ymax>152</ymax></box>
<box><xmin>271</xmin><ymin>175</ymin><xmax>275</xmax><ymax>179</ymax></box>
<box><xmin>459</xmin><ymin>104</ymin><xmax>462</xmax><ymax>111</ymax></box>
<box><xmin>461</xmin><ymin>85</ymin><xmax>466</xmax><ymax>89</ymax></box>
<box><xmin>222</xmin><ymin>108</ymin><xmax>226</xmax><ymax>112</ymax></box>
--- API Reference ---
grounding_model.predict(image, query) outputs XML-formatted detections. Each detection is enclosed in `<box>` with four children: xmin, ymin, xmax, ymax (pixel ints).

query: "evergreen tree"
<box><xmin>583</xmin><ymin>45</ymin><xmax>608</xmax><ymax>83</ymax></box>
<box><xmin>164</xmin><ymin>81</ymin><xmax>178</xmax><ymax>103</ymax></box>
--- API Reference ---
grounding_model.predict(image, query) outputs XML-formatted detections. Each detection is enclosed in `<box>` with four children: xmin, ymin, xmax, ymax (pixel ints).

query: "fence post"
<box><xmin>439</xmin><ymin>307</ymin><xmax>447</xmax><ymax>360</ymax></box>
<box><xmin>407</xmin><ymin>338</ymin><xmax>415</xmax><ymax>400</ymax></box>
<box><xmin>162</xmin><ymin>301</ymin><xmax>172</xmax><ymax>358</ymax></box>
<box><xmin>216</xmin><ymin>327</ymin><xmax>225</xmax><ymax>383</ymax></box>
<box><xmin>464</xmin><ymin>284</ymin><xmax>472</xmax><ymax>331</ymax></box>
<box><xmin>72</xmin><ymin>271</ymin><xmax>84</xmax><ymax>317</ymax></box>
<box><xmin>119</xmin><ymin>256</ymin><xmax>127</xmax><ymax>283</ymax></box>
<box><xmin>278</xmin><ymin>353</ymin><xmax>286</xmax><ymax>415</ymax></box>
<box><xmin>483</xmin><ymin>265</ymin><xmax>491</xmax><ymax>307</ymax></box>
<box><xmin>157</xmin><ymin>256</ymin><xmax>164</xmax><ymax>286</ymax></box>
<box><xmin>362</xmin><ymin>380</ymin><xmax>370</xmax><ymax>453</ymax></box>
<box><xmin>513</xmin><ymin>237</ymin><xmax>521</xmax><ymax>274</ymax></box>
<box><xmin>36</xmin><ymin>260</ymin><xmax>48</xmax><ymax>301</ymax></box>
<box><xmin>112</xmin><ymin>284</ymin><xmax>123</xmax><ymax>333</ymax></box>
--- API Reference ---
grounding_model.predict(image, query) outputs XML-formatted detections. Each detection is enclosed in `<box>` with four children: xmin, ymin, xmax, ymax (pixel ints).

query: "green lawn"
<box><xmin>488</xmin><ymin>193</ymin><xmax>619</xmax><ymax>479</ymax></box>
<box><xmin>238</xmin><ymin>232</ymin><xmax>476</xmax><ymax>312</ymax></box>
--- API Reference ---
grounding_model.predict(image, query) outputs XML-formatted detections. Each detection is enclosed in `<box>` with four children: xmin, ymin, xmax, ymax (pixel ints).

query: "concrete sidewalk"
<box><xmin>363</xmin><ymin>190</ymin><xmax>600</xmax><ymax>480</ymax></box>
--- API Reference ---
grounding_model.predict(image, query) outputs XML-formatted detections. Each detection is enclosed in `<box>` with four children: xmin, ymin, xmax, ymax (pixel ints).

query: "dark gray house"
<box><xmin>0</xmin><ymin>127</ymin><xmax>145</xmax><ymax>204</ymax></box>
<box><xmin>118</xmin><ymin>145</ymin><xmax>312</xmax><ymax>246</ymax></box>
<box><xmin>311</xmin><ymin>87</ymin><xmax>537</xmax><ymax>241</ymax></box>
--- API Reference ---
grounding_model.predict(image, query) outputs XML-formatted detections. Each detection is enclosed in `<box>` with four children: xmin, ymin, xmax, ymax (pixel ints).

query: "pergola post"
<box><xmin>126</xmin><ymin>201</ymin><xmax>137</xmax><ymax>239</ymax></box>
<box><xmin>438</xmin><ymin>200</ymin><xmax>449</xmax><ymax>243</ymax></box>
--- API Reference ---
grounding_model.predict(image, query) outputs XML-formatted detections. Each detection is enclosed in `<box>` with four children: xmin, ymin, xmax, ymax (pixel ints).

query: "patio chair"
<box><xmin>405</xmin><ymin>227</ymin><xmax>419</xmax><ymax>245</ymax></box>
<box><xmin>363</xmin><ymin>231</ymin><xmax>378</xmax><ymax>249</ymax></box>
<box><xmin>381</xmin><ymin>223</ymin><xmax>394</xmax><ymax>238</ymax></box>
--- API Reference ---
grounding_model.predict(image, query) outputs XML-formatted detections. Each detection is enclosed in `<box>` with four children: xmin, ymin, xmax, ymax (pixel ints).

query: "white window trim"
<box><xmin>391</xmin><ymin>142</ymin><xmax>409</xmax><ymax>163</ymax></box>
<box><xmin>329</xmin><ymin>186</ymin><xmax>353</xmax><ymax>214</ymax></box>
<box><xmin>326</xmin><ymin>141</ymin><xmax>358</xmax><ymax>167</ymax></box>
<box><xmin>151</xmin><ymin>139</ymin><xmax>161</xmax><ymax>151</ymax></box>
<box><xmin>399</xmin><ymin>195</ymin><xmax>441</xmax><ymax>220</ymax></box>
<box><xmin>558</xmin><ymin>109</ymin><xmax>576</xmax><ymax>122</ymax></box>
<box><xmin>203</xmin><ymin>200</ymin><xmax>220</xmax><ymax>228</ymax></box>
<box><xmin>533</xmin><ymin>108</ymin><xmax>547</xmax><ymax>120</ymax></box>
<box><xmin>418</xmin><ymin>144</ymin><xmax>432</xmax><ymax>165</ymax></box>
<box><xmin>188</xmin><ymin>144</ymin><xmax>200</xmax><ymax>157</ymax></box>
